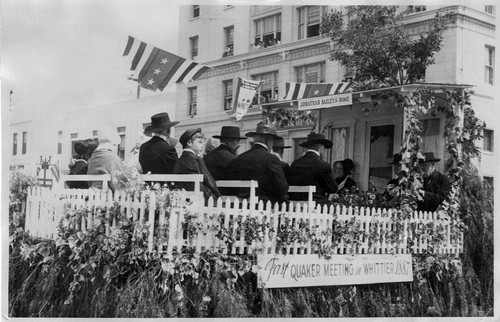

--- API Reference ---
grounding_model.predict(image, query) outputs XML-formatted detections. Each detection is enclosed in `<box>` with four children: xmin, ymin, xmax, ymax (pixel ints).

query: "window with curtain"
<box><xmin>189</xmin><ymin>87</ymin><xmax>197</xmax><ymax>116</ymax></box>
<box><xmin>190</xmin><ymin>36</ymin><xmax>199</xmax><ymax>60</ymax></box>
<box><xmin>22</xmin><ymin>131</ymin><xmax>27</xmax><ymax>154</ymax></box>
<box><xmin>193</xmin><ymin>5</ymin><xmax>200</xmax><ymax>18</ymax></box>
<box><xmin>296</xmin><ymin>62</ymin><xmax>325</xmax><ymax>83</ymax></box>
<box><xmin>57</xmin><ymin>130</ymin><xmax>63</xmax><ymax>154</ymax></box>
<box><xmin>254</xmin><ymin>14</ymin><xmax>281</xmax><ymax>46</ymax></box>
<box><xmin>483</xmin><ymin>129</ymin><xmax>494</xmax><ymax>152</ymax></box>
<box><xmin>13</xmin><ymin>133</ymin><xmax>17</xmax><ymax>155</ymax></box>
<box><xmin>223</xmin><ymin>80</ymin><xmax>233</xmax><ymax>111</ymax></box>
<box><xmin>485</xmin><ymin>46</ymin><xmax>495</xmax><ymax>85</ymax></box>
<box><xmin>251</xmin><ymin>71</ymin><xmax>278</xmax><ymax>105</ymax></box>
<box><xmin>297</xmin><ymin>6</ymin><xmax>322</xmax><ymax>39</ymax></box>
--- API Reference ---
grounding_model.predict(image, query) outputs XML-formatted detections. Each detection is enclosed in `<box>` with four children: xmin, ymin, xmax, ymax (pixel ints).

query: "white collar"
<box><xmin>254</xmin><ymin>142</ymin><xmax>269</xmax><ymax>151</ymax></box>
<box><xmin>271</xmin><ymin>151</ymin><xmax>282</xmax><ymax>161</ymax></box>
<box><xmin>306</xmin><ymin>149</ymin><xmax>320</xmax><ymax>157</ymax></box>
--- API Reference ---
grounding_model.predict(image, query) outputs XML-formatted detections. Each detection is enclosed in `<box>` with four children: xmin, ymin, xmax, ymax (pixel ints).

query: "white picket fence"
<box><xmin>25</xmin><ymin>187</ymin><xmax>463</xmax><ymax>255</ymax></box>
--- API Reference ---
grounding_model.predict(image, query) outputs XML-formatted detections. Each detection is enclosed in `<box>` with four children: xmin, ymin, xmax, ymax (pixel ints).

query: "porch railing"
<box><xmin>25</xmin><ymin>186</ymin><xmax>463</xmax><ymax>256</ymax></box>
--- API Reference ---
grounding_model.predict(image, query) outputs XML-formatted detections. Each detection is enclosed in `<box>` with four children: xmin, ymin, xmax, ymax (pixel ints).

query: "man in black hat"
<box><xmin>288</xmin><ymin>132</ymin><xmax>338</xmax><ymax>205</ymax></box>
<box><xmin>204</xmin><ymin>126</ymin><xmax>247</xmax><ymax>181</ymax></box>
<box><xmin>417</xmin><ymin>152</ymin><xmax>451</xmax><ymax>212</ymax></box>
<box><xmin>139</xmin><ymin>112</ymin><xmax>180</xmax><ymax>175</ymax></box>
<box><xmin>226</xmin><ymin>123</ymin><xmax>288</xmax><ymax>204</ymax></box>
<box><xmin>174</xmin><ymin>128</ymin><xmax>220</xmax><ymax>200</ymax></box>
<box><xmin>272</xmin><ymin>136</ymin><xmax>291</xmax><ymax>180</ymax></box>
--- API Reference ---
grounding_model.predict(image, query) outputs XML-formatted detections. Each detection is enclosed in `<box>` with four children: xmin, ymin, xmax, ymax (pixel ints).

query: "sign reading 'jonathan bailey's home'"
<box><xmin>257</xmin><ymin>254</ymin><xmax>413</xmax><ymax>288</ymax></box>
<box><xmin>297</xmin><ymin>93</ymin><xmax>352</xmax><ymax>111</ymax></box>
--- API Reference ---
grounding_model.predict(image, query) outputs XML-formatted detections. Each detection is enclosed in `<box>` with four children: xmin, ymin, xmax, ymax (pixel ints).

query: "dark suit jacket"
<box><xmin>288</xmin><ymin>151</ymin><xmax>338</xmax><ymax>203</ymax></box>
<box><xmin>174</xmin><ymin>151</ymin><xmax>220</xmax><ymax>200</ymax></box>
<box><xmin>203</xmin><ymin>144</ymin><xmax>235</xmax><ymax>180</ymax></box>
<box><xmin>139</xmin><ymin>136</ymin><xmax>178</xmax><ymax>174</ymax></box>
<box><xmin>227</xmin><ymin>144</ymin><xmax>288</xmax><ymax>203</ymax></box>
<box><xmin>417</xmin><ymin>169</ymin><xmax>451</xmax><ymax>212</ymax></box>
<box><xmin>67</xmin><ymin>159</ymin><xmax>88</xmax><ymax>189</ymax></box>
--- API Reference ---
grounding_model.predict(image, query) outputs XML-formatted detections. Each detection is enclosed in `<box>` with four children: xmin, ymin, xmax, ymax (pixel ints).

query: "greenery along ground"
<box><xmin>8</xmin><ymin>158</ymin><xmax>494</xmax><ymax>317</ymax></box>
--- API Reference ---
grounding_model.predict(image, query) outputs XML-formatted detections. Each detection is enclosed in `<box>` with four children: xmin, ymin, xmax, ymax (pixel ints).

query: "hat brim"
<box><xmin>213</xmin><ymin>135</ymin><xmax>247</xmax><ymax>140</ymax></box>
<box><xmin>299</xmin><ymin>139</ymin><xmax>333</xmax><ymax>149</ymax></box>
<box><xmin>144</xmin><ymin>121</ymin><xmax>180</xmax><ymax>134</ymax></box>
<box><xmin>419</xmin><ymin>158</ymin><xmax>441</xmax><ymax>163</ymax></box>
<box><xmin>274</xmin><ymin>145</ymin><xmax>292</xmax><ymax>149</ymax></box>
<box><xmin>246</xmin><ymin>132</ymin><xmax>280</xmax><ymax>139</ymax></box>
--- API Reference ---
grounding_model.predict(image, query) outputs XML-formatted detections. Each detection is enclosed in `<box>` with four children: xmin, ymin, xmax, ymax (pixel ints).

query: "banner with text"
<box><xmin>297</xmin><ymin>93</ymin><xmax>352</xmax><ymax>111</ymax></box>
<box><xmin>257</xmin><ymin>254</ymin><xmax>413</xmax><ymax>288</ymax></box>
<box><xmin>233</xmin><ymin>77</ymin><xmax>261</xmax><ymax>121</ymax></box>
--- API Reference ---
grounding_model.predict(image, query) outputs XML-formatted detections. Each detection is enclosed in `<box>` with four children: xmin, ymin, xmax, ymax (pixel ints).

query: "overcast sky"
<box><xmin>1</xmin><ymin>0</ymin><xmax>180</xmax><ymax>118</ymax></box>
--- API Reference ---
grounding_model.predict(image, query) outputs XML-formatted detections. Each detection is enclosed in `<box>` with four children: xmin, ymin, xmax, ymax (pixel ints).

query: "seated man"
<box><xmin>417</xmin><ymin>152</ymin><xmax>451</xmax><ymax>212</ymax></box>
<box><xmin>288</xmin><ymin>132</ymin><xmax>338</xmax><ymax>205</ymax></box>
<box><xmin>226</xmin><ymin>124</ymin><xmax>288</xmax><ymax>204</ymax></box>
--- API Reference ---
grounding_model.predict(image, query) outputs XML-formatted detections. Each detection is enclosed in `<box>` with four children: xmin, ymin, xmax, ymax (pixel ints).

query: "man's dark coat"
<box><xmin>174</xmin><ymin>151</ymin><xmax>220</xmax><ymax>200</ymax></box>
<box><xmin>288</xmin><ymin>151</ymin><xmax>338</xmax><ymax>203</ymax></box>
<box><xmin>227</xmin><ymin>144</ymin><xmax>288</xmax><ymax>203</ymax></box>
<box><xmin>203</xmin><ymin>144</ymin><xmax>235</xmax><ymax>181</ymax></box>
<box><xmin>417</xmin><ymin>169</ymin><xmax>451</xmax><ymax>212</ymax></box>
<box><xmin>139</xmin><ymin>136</ymin><xmax>178</xmax><ymax>174</ymax></box>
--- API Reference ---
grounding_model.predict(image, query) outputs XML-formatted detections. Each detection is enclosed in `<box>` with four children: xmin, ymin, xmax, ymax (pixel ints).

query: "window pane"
<box><xmin>22</xmin><ymin>132</ymin><xmax>27</xmax><ymax>154</ymax></box>
<box><xmin>13</xmin><ymin>133</ymin><xmax>17</xmax><ymax>155</ymax></box>
<box><xmin>307</xmin><ymin>6</ymin><xmax>320</xmax><ymax>25</ymax></box>
<box><xmin>484</xmin><ymin>129</ymin><xmax>493</xmax><ymax>152</ymax></box>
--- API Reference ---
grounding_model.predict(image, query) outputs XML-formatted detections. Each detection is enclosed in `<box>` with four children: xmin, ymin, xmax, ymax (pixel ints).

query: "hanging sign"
<box><xmin>232</xmin><ymin>77</ymin><xmax>262</xmax><ymax>121</ymax></box>
<box><xmin>257</xmin><ymin>254</ymin><xmax>412</xmax><ymax>288</ymax></box>
<box><xmin>298</xmin><ymin>93</ymin><xmax>352</xmax><ymax>111</ymax></box>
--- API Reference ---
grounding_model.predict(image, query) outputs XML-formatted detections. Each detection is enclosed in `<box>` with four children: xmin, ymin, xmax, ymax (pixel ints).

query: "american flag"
<box><xmin>284</xmin><ymin>82</ymin><xmax>352</xmax><ymax>100</ymax></box>
<box><xmin>123</xmin><ymin>36</ymin><xmax>211</xmax><ymax>92</ymax></box>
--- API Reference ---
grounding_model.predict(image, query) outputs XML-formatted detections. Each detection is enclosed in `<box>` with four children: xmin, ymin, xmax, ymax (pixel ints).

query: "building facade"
<box><xmin>174</xmin><ymin>4</ymin><xmax>496</xmax><ymax>190</ymax></box>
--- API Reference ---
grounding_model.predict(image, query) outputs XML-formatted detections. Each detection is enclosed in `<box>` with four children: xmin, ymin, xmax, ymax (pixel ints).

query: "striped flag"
<box><xmin>283</xmin><ymin>82</ymin><xmax>352</xmax><ymax>100</ymax></box>
<box><xmin>123</xmin><ymin>36</ymin><xmax>211</xmax><ymax>92</ymax></box>
<box><xmin>50</xmin><ymin>161</ymin><xmax>60</xmax><ymax>183</ymax></box>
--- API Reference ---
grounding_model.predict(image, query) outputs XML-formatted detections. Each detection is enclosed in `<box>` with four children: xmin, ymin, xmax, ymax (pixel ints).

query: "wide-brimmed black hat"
<box><xmin>388</xmin><ymin>153</ymin><xmax>402</xmax><ymax>165</ymax></box>
<box><xmin>213</xmin><ymin>126</ymin><xmax>246</xmax><ymax>139</ymax></box>
<box><xmin>273</xmin><ymin>137</ymin><xmax>291</xmax><ymax>149</ymax></box>
<box><xmin>418</xmin><ymin>152</ymin><xmax>441</xmax><ymax>163</ymax></box>
<box><xmin>299</xmin><ymin>132</ymin><xmax>333</xmax><ymax>149</ymax></box>
<box><xmin>179</xmin><ymin>128</ymin><xmax>203</xmax><ymax>146</ymax></box>
<box><xmin>144</xmin><ymin>112</ymin><xmax>179</xmax><ymax>134</ymax></box>
<box><xmin>341</xmin><ymin>158</ymin><xmax>354</xmax><ymax>173</ymax></box>
<box><xmin>246</xmin><ymin>124</ymin><xmax>280</xmax><ymax>139</ymax></box>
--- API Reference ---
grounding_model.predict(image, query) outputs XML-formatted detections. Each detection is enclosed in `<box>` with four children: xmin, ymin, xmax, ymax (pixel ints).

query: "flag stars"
<box><xmin>161</xmin><ymin>58</ymin><xmax>168</xmax><ymax>64</ymax></box>
<box><xmin>148</xmin><ymin>78</ymin><xmax>155</xmax><ymax>85</ymax></box>
<box><xmin>314</xmin><ymin>89</ymin><xmax>320</xmax><ymax>96</ymax></box>
<box><xmin>154</xmin><ymin>69</ymin><xmax>161</xmax><ymax>75</ymax></box>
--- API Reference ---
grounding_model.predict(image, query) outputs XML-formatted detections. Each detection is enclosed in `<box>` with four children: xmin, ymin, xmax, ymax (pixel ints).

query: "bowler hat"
<box><xmin>179</xmin><ymin>128</ymin><xmax>202</xmax><ymax>146</ymax></box>
<box><xmin>299</xmin><ymin>132</ymin><xmax>333</xmax><ymax>149</ymax></box>
<box><xmin>246</xmin><ymin>124</ymin><xmax>280</xmax><ymax>139</ymax></box>
<box><xmin>213</xmin><ymin>126</ymin><xmax>247</xmax><ymax>140</ymax></box>
<box><xmin>388</xmin><ymin>153</ymin><xmax>402</xmax><ymax>165</ymax></box>
<box><xmin>144</xmin><ymin>112</ymin><xmax>179</xmax><ymax>134</ymax></box>
<box><xmin>273</xmin><ymin>137</ymin><xmax>291</xmax><ymax>149</ymax></box>
<box><xmin>74</xmin><ymin>141</ymin><xmax>88</xmax><ymax>155</ymax></box>
<box><xmin>418</xmin><ymin>152</ymin><xmax>441</xmax><ymax>163</ymax></box>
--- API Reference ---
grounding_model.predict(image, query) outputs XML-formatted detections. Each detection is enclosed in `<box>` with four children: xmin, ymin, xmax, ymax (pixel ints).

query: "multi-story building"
<box><xmin>174</xmin><ymin>5</ymin><xmax>496</xmax><ymax>190</ymax></box>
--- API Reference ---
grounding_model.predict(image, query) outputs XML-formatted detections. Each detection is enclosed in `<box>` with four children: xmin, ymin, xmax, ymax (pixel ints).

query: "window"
<box><xmin>193</xmin><ymin>5</ymin><xmax>200</xmax><ymax>18</ymax></box>
<box><xmin>223</xmin><ymin>80</ymin><xmax>233</xmax><ymax>111</ymax></box>
<box><xmin>252</xmin><ymin>71</ymin><xmax>279</xmax><ymax>105</ymax></box>
<box><xmin>485</xmin><ymin>46</ymin><xmax>495</xmax><ymax>85</ymax></box>
<box><xmin>57</xmin><ymin>130</ymin><xmax>63</xmax><ymax>154</ymax></box>
<box><xmin>71</xmin><ymin>133</ymin><xmax>78</xmax><ymax>139</ymax></box>
<box><xmin>298</xmin><ymin>6</ymin><xmax>323</xmax><ymax>40</ymax></box>
<box><xmin>223</xmin><ymin>26</ymin><xmax>234</xmax><ymax>57</ymax></box>
<box><xmin>254</xmin><ymin>14</ymin><xmax>281</xmax><ymax>47</ymax></box>
<box><xmin>92</xmin><ymin>130</ymin><xmax>98</xmax><ymax>137</ymax></box>
<box><xmin>188</xmin><ymin>87</ymin><xmax>197</xmax><ymax>116</ymax></box>
<box><xmin>117</xmin><ymin>126</ymin><xmax>126</xmax><ymax>161</ymax></box>
<box><xmin>483</xmin><ymin>129</ymin><xmax>494</xmax><ymax>152</ymax></box>
<box><xmin>13</xmin><ymin>133</ymin><xmax>17</xmax><ymax>155</ymax></box>
<box><xmin>296</xmin><ymin>62</ymin><xmax>325</xmax><ymax>83</ymax></box>
<box><xmin>190</xmin><ymin>36</ymin><xmax>199</xmax><ymax>60</ymax></box>
<box><xmin>408</xmin><ymin>6</ymin><xmax>426</xmax><ymax>13</ymax></box>
<box><xmin>22</xmin><ymin>131</ymin><xmax>27</xmax><ymax>154</ymax></box>
<box><xmin>485</xmin><ymin>6</ymin><xmax>495</xmax><ymax>15</ymax></box>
